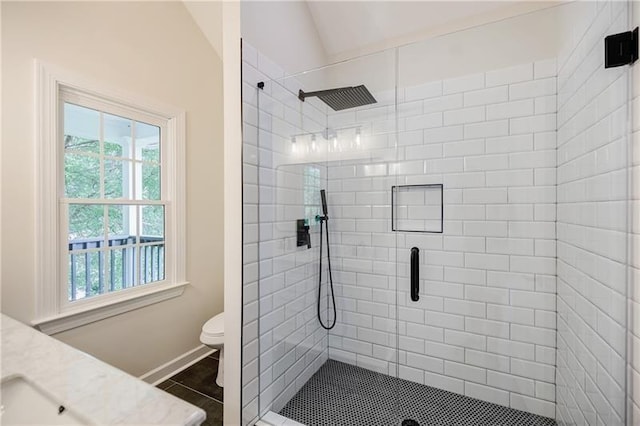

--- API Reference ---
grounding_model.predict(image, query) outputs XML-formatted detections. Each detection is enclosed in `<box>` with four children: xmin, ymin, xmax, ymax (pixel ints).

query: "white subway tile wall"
<box><xmin>555</xmin><ymin>1</ymin><xmax>630</xmax><ymax>425</ymax></box>
<box><xmin>324</xmin><ymin>57</ymin><xmax>558</xmax><ymax>418</ymax></box>
<box><xmin>242</xmin><ymin>43</ymin><xmax>329</xmax><ymax>425</ymax></box>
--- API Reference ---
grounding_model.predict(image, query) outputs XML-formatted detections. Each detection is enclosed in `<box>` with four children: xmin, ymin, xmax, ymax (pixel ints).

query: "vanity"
<box><xmin>1</xmin><ymin>314</ymin><xmax>206</xmax><ymax>425</ymax></box>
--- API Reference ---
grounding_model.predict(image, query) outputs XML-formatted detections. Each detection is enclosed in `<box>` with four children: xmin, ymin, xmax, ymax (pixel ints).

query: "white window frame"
<box><xmin>33</xmin><ymin>61</ymin><xmax>187</xmax><ymax>334</ymax></box>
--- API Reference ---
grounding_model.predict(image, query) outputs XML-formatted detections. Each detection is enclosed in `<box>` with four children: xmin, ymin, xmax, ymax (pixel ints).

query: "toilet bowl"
<box><xmin>200</xmin><ymin>312</ymin><xmax>224</xmax><ymax>387</ymax></box>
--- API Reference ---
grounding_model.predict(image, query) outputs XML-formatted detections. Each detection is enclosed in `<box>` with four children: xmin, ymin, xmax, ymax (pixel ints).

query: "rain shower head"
<box><xmin>298</xmin><ymin>85</ymin><xmax>377</xmax><ymax>111</ymax></box>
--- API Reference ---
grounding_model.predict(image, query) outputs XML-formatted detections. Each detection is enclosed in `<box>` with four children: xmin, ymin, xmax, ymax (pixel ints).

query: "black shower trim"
<box><xmin>604</xmin><ymin>27</ymin><xmax>638</xmax><ymax>68</ymax></box>
<box><xmin>391</xmin><ymin>184</ymin><xmax>444</xmax><ymax>234</ymax></box>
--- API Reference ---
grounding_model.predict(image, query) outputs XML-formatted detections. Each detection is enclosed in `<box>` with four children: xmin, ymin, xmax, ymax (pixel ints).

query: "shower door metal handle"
<box><xmin>411</xmin><ymin>247</ymin><xmax>419</xmax><ymax>302</ymax></box>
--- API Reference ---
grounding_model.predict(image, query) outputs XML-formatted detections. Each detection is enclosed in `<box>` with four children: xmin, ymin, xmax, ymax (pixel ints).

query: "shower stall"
<box><xmin>241</xmin><ymin>1</ymin><xmax>636</xmax><ymax>425</ymax></box>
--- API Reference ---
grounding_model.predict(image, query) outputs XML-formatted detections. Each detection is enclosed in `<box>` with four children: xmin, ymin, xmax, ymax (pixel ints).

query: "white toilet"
<box><xmin>200</xmin><ymin>312</ymin><xmax>224</xmax><ymax>387</ymax></box>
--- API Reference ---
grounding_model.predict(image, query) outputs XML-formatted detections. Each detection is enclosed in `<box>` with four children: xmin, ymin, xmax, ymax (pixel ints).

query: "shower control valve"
<box><xmin>296</xmin><ymin>219</ymin><xmax>311</xmax><ymax>249</ymax></box>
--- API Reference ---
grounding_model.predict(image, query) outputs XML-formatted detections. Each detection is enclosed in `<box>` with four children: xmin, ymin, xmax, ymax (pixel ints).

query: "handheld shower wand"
<box><xmin>321</xmin><ymin>189</ymin><xmax>328</xmax><ymax>218</ymax></box>
<box><xmin>317</xmin><ymin>189</ymin><xmax>336</xmax><ymax>330</ymax></box>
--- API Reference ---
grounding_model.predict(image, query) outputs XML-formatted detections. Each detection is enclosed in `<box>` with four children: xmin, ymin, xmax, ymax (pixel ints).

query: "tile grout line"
<box><xmin>165</xmin><ymin>380</ymin><xmax>225</xmax><ymax>406</ymax></box>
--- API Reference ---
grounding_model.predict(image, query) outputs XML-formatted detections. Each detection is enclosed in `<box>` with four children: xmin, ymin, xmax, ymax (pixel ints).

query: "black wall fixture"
<box><xmin>297</xmin><ymin>219</ymin><xmax>311</xmax><ymax>248</ymax></box>
<box><xmin>410</xmin><ymin>247</ymin><xmax>420</xmax><ymax>302</ymax></box>
<box><xmin>605</xmin><ymin>27</ymin><xmax>638</xmax><ymax>68</ymax></box>
<box><xmin>298</xmin><ymin>86</ymin><xmax>377</xmax><ymax>111</ymax></box>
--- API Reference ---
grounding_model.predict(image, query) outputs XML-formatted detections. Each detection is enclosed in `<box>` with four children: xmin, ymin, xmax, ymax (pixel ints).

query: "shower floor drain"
<box><xmin>280</xmin><ymin>360</ymin><xmax>557</xmax><ymax>426</ymax></box>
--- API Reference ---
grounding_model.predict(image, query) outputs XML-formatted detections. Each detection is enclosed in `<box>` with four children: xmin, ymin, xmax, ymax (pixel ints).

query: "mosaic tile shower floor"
<box><xmin>279</xmin><ymin>360</ymin><xmax>556</xmax><ymax>426</ymax></box>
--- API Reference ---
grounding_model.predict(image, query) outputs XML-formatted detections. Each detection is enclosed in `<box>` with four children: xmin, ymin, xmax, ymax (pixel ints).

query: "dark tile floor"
<box><xmin>157</xmin><ymin>351</ymin><xmax>223</xmax><ymax>426</ymax></box>
<box><xmin>281</xmin><ymin>360</ymin><xmax>557</xmax><ymax>426</ymax></box>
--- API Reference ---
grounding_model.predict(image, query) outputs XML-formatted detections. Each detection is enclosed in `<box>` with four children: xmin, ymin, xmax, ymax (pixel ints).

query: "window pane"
<box><xmin>68</xmin><ymin>251</ymin><xmax>106</xmax><ymax>301</ymax></box>
<box><xmin>106</xmin><ymin>205</ymin><xmax>137</xmax><ymax>292</ymax></box>
<box><xmin>107</xmin><ymin>205</ymin><xmax>136</xmax><ymax>238</ymax></box>
<box><xmin>104</xmin><ymin>159</ymin><xmax>133</xmax><ymax>199</ymax></box>
<box><xmin>139</xmin><ymin>243</ymin><xmax>165</xmax><ymax>284</ymax></box>
<box><xmin>68</xmin><ymin>204</ymin><xmax>104</xmax><ymax>242</ymax></box>
<box><xmin>140</xmin><ymin>205</ymin><xmax>164</xmax><ymax>284</ymax></box>
<box><xmin>106</xmin><ymin>248</ymin><xmax>136</xmax><ymax>292</ymax></box>
<box><xmin>141</xmin><ymin>205</ymin><xmax>164</xmax><ymax>238</ymax></box>
<box><xmin>64</xmin><ymin>103</ymin><xmax>99</xmax><ymax>154</ymax></box>
<box><xmin>135</xmin><ymin>121</ymin><xmax>160</xmax><ymax>162</ymax></box>
<box><xmin>65</xmin><ymin>153</ymin><xmax>100</xmax><ymax>198</ymax></box>
<box><xmin>67</xmin><ymin>204</ymin><xmax>105</xmax><ymax>302</ymax></box>
<box><xmin>104</xmin><ymin>140</ymin><xmax>123</xmax><ymax>157</ymax></box>
<box><xmin>104</xmin><ymin>113</ymin><xmax>132</xmax><ymax>159</ymax></box>
<box><xmin>141</xmin><ymin>162</ymin><xmax>160</xmax><ymax>200</ymax></box>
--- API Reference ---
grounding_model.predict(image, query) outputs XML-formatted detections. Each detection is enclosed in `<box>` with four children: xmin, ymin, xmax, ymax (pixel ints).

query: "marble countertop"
<box><xmin>1</xmin><ymin>314</ymin><xmax>206</xmax><ymax>425</ymax></box>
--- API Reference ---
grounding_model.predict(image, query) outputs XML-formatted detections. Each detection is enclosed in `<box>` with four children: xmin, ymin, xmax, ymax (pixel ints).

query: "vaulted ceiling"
<box><xmin>304</xmin><ymin>1</ymin><xmax>558</xmax><ymax>61</ymax></box>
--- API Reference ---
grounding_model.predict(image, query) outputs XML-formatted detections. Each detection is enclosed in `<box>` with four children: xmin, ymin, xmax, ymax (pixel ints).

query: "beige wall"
<box><xmin>1</xmin><ymin>1</ymin><xmax>224</xmax><ymax>376</ymax></box>
<box><xmin>184</xmin><ymin>1</ymin><xmax>223</xmax><ymax>58</ymax></box>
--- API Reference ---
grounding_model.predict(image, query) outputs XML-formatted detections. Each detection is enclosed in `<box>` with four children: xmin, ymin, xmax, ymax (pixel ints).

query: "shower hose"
<box><xmin>317</xmin><ymin>216</ymin><xmax>337</xmax><ymax>330</ymax></box>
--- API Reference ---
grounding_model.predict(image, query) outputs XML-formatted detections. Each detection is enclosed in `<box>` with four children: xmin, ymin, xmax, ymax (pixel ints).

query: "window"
<box><xmin>63</xmin><ymin>98</ymin><xmax>166</xmax><ymax>301</ymax></box>
<box><xmin>35</xmin><ymin>62</ymin><xmax>186</xmax><ymax>333</ymax></box>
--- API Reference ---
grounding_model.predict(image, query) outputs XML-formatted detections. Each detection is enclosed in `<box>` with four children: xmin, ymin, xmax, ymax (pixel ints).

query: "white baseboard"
<box><xmin>140</xmin><ymin>344</ymin><xmax>216</xmax><ymax>385</ymax></box>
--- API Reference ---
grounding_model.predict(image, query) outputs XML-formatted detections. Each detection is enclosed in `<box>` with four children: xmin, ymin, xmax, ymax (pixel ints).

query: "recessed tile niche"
<box><xmin>392</xmin><ymin>184</ymin><xmax>443</xmax><ymax>233</ymax></box>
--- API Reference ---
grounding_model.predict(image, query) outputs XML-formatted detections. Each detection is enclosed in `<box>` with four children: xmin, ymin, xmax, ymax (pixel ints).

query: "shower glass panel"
<box><xmin>243</xmin><ymin>48</ymin><xmax>400</xmax><ymax>422</ymax></box>
<box><xmin>241</xmin><ymin>1</ymin><xmax>632</xmax><ymax>424</ymax></box>
<box><xmin>393</xmin><ymin>3</ymin><xmax>629</xmax><ymax>424</ymax></box>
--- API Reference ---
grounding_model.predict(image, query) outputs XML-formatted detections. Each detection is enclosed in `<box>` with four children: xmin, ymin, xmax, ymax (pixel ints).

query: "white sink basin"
<box><xmin>1</xmin><ymin>375</ymin><xmax>89</xmax><ymax>425</ymax></box>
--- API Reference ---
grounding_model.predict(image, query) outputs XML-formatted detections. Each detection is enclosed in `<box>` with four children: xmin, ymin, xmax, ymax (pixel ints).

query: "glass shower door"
<box><xmin>393</xmin><ymin>3</ymin><xmax>631</xmax><ymax>425</ymax></box>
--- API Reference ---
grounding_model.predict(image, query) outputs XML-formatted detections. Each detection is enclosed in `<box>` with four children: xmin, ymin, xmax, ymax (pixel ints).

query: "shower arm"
<box><xmin>298</xmin><ymin>88</ymin><xmax>351</xmax><ymax>102</ymax></box>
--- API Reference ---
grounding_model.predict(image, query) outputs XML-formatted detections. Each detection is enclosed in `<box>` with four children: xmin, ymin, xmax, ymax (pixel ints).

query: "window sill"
<box><xmin>32</xmin><ymin>281</ymin><xmax>190</xmax><ymax>335</ymax></box>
